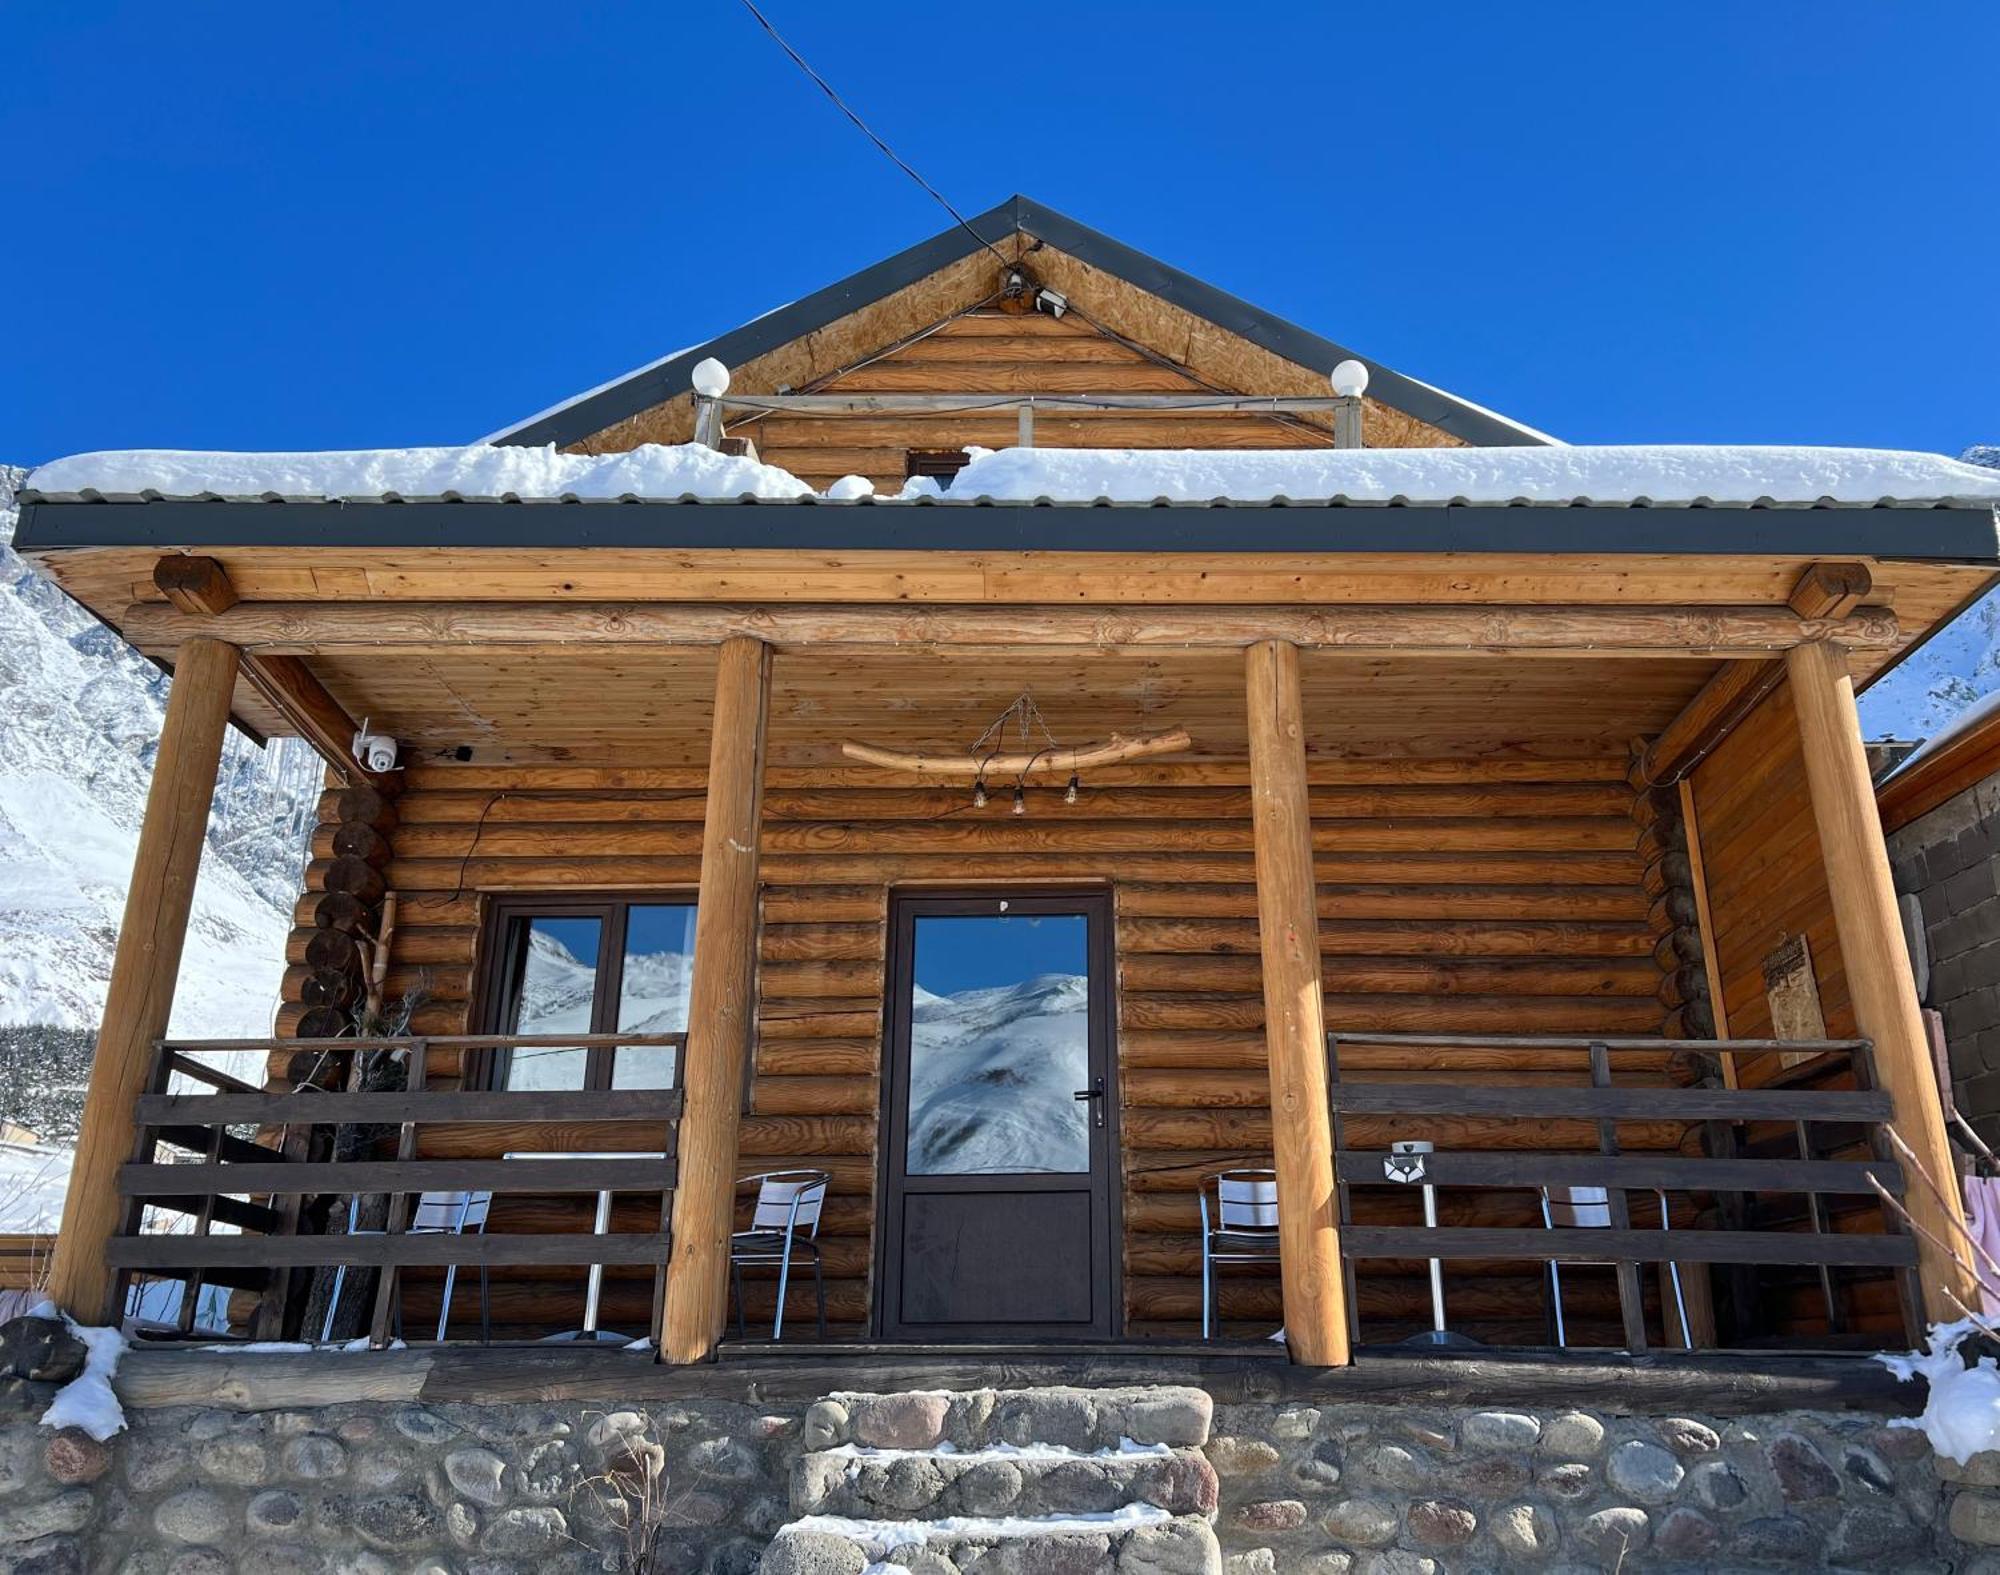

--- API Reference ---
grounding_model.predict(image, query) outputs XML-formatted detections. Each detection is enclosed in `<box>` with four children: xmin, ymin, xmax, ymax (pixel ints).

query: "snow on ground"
<box><xmin>773</xmin><ymin>1504</ymin><xmax>1172</xmax><ymax>1559</ymax></box>
<box><xmin>1878</xmin><ymin>1320</ymin><xmax>2000</xmax><ymax>1464</ymax></box>
<box><xmin>26</xmin><ymin>443</ymin><xmax>812</xmax><ymax>502</ymax></box>
<box><xmin>0</xmin><ymin>1140</ymin><xmax>70</xmax><ymax>1233</ymax></box>
<box><xmin>29</xmin><ymin>441</ymin><xmax>2000</xmax><ymax>508</ymax></box>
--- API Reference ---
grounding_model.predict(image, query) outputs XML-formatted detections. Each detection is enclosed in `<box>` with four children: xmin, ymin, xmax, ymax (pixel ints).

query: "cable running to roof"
<box><xmin>735</xmin><ymin>0</ymin><xmax>1013</xmax><ymax>272</ymax></box>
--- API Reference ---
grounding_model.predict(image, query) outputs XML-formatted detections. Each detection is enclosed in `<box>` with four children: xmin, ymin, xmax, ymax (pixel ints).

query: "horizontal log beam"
<box><xmin>120</xmin><ymin>1157</ymin><xmax>678</xmax><ymax>1196</ymax></box>
<box><xmin>108</xmin><ymin>1232</ymin><xmax>672</xmax><ymax>1270</ymax></box>
<box><xmin>120</xmin><ymin>601</ymin><xmax>1901</xmax><ymax>658</ymax></box>
<box><xmin>1340</xmin><ymin>1226</ymin><xmax>1917</xmax><ymax>1268</ymax></box>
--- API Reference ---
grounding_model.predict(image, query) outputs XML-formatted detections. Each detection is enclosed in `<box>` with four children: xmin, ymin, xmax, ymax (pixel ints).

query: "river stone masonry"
<box><xmin>0</xmin><ymin>1335</ymin><xmax>1986</xmax><ymax>1573</ymax></box>
<box><xmin>766</xmin><ymin>1386</ymin><xmax>1223</xmax><ymax>1574</ymax></box>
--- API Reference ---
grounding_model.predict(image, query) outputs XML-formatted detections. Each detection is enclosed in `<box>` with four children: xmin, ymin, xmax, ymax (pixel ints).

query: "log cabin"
<box><xmin>16</xmin><ymin>195</ymin><xmax>2000</xmax><ymax>1373</ymax></box>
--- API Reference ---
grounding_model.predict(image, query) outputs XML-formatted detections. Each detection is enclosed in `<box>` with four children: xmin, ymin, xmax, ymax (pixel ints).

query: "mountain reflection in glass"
<box><xmin>504</xmin><ymin>916</ymin><xmax>601</xmax><ymax>1090</ymax></box>
<box><xmin>905</xmin><ymin>913</ymin><xmax>1090</xmax><ymax>1175</ymax></box>
<box><xmin>612</xmin><ymin>904</ymin><xmax>697</xmax><ymax>1088</ymax></box>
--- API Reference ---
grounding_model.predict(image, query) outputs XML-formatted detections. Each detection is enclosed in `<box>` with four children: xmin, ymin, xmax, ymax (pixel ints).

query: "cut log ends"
<box><xmin>1632</xmin><ymin>792</ymin><xmax>1716</xmax><ymax>1036</ymax></box>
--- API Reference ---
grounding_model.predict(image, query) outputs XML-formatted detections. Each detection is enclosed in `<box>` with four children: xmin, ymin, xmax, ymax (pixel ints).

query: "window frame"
<box><xmin>473</xmin><ymin>892</ymin><xmax>699</xmax><ymax>1091</ymax></box>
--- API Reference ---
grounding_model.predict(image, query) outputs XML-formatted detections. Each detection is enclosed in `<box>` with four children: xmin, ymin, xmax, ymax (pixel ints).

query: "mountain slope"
<box><xmin>0</xmin><ymin>466</ymin><xmax>320</xmax><ymax>1037</ymax></box>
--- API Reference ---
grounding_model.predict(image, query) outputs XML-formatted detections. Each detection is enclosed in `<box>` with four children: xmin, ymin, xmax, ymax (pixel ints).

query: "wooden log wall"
<box><xmin>276</xmin><ymin>756</ymin><xmax>1683</xmax><ymax>1344</ymax></box>
<box><xmin>1631</xmin><ymin>784</ymin><xmax>1716</xmax><ymax>1041</ymax></box>
<box><xmin>1687</xmin><ymin>679</ymin><xmax>1899</xmax><ymax>1340</ymax></box>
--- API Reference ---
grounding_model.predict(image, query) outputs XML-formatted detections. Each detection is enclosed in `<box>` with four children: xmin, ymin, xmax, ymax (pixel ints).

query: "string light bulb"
<box><xmin>972</xmin><ymin>779</ymin><xmax>988</xmax><ymax>808</ymax></box>
<box><xmin>1064</xmin><ymin>774</ymin><xmax>1079</xmax><ymax>805</ymax></box>
<box><xmin>1011</xmin><ymin>785</ymin><xmax>1026</xmax><ymax>816</ymax></box>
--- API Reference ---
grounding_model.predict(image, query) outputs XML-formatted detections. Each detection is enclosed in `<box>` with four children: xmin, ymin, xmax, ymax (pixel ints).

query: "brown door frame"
<box><xmin>873</xmin><ymin>887</ymin><xmax>1123</xmax><ymax>1341</ymax></box>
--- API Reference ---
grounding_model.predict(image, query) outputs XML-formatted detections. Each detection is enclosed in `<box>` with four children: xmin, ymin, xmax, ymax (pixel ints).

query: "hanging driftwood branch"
<box><xmin>841</xmin><ymin>727</ymin><xmax>1194</xmax><ymax>778</ymax></box>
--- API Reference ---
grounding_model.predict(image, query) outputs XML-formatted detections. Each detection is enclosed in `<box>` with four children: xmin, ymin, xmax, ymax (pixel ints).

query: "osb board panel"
<box><xmin>280</xmin><ymin>755</ymin><xmax>1679</xmax><ymax>1344</ymax></box>
<box><xmin>1688</xmin><ymin>679</ymin><xmax>1854</xmax><ymax>1048</ymax></box>
<box><xmin>290</xmin><ymin>645</ymin><xmax>1714</xmax><ymax>767</ymax></box>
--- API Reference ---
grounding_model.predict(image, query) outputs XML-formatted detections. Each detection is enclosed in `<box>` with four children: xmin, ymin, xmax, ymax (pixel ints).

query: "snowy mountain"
<box><xmin>0</xmin><ymin>465</ymin><xmax>321</xmax><ymax>1039</ymax></box>
<box><xmin>1858</xmin><ymin>446</ymin><xmax>2000</xmax><ymax>741</ymax></box>
<box><xmin>907</xmin><ymin>972</ymin><xmax>1091</xmax><ymax>1175</ymax></box>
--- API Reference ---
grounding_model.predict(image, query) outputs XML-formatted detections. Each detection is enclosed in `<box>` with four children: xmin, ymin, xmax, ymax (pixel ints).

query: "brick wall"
<box><xmin>1888</xmin><ymin>773</ymin><xmax>2000</xmax><ymax>1145</ymax></box>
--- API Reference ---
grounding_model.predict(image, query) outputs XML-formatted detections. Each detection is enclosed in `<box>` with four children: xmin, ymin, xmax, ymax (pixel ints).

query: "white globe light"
<box><xmin>1330</xmin><ymin>359</ymin><xmax>1370</xmax><ymax>398</ymax></box>
<box><xmin>691</xmin><ymin>357</ymin><xmax>731</xmax><ymax>398</ymax></box>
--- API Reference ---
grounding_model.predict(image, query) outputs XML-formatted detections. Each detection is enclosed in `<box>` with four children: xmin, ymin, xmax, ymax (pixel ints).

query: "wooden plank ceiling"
<box><xmin>300</xmin><ymin>645</ymin><xmax>1716</xmax><ymax>768</ymax></box>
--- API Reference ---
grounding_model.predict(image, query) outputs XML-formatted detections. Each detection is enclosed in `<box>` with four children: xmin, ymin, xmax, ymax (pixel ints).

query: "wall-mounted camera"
<box><xmin>351</xmin><ymin>718</ymin><xmax>399</xmax><ymax>774</ymax></box>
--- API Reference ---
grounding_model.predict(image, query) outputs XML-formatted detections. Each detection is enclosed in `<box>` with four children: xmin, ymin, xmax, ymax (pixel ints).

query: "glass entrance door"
<box><xmin>876</xmin><ymin>892</ymin><xmax>1118</xmax><ymax>1340</ymax></box>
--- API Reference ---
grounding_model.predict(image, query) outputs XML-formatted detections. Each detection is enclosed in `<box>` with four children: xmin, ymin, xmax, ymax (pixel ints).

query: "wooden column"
<box><xmin>661</xmin><ymin>637</ymin><xmax>772</xmax><ymax>1362</ymax></box>
<box><xmin>1245</xmin><ymin>640</ymin><xmax>1350</xmax><ymax>1365</ymax></box>
<box><xmin>1786</xmin><ymin>640</ymin><xmax>1980</xmax><ymax>1320</ymax></box>
<box><xmin>46</xmin><ymin>637</ymin><xmax>241</xmax><ymax>1322</ymax></box>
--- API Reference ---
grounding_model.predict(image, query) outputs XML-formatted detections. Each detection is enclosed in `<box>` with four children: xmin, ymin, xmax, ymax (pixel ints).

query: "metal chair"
<box><xmin>730</xmin><ymin>1170</ymin><xmax>829</xmax><ymax>1341</ymax></box>
<box><xmin>1540</xmin><ymin>1184</ymin><xmax>1691</xmax><ymax>1349</ymax></box>
<box><xmin>1199</xmin><ymin>1168</ymin><xmax>1282</xmax><ymax>1340</ymax></box>
<box><xmin>322</xmin><ymin>1188</ymin><xmax>493</xmax><ymax>1344</ymax></box>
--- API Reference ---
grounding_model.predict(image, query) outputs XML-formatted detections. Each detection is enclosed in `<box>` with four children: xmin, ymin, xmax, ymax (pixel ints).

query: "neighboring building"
<box><xmin>1883</xmin><ymin>690</ymin><xmax>2000</xmax><ymax>1145</ymax></box>
<box><xmin>7</xmin><ymin>195</ymin><xmax>2000</xmax><ymax>1569</ymax></box>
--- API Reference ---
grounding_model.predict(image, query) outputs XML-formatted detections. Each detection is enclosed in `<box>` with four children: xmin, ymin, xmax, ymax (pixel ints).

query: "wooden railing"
<box><xmin>1326</xmin><ymin>1032</ymin><xmax>1920</xmax><ymax>1352</ymax></box>
<box><xmin>109</xmin><ymin>1033</ymin><xmax>685</xmax><ymax>1344</ymax></box>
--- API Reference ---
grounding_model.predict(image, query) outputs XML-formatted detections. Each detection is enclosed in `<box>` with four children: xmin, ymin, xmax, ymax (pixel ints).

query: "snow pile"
<box><xmin>772</xmin><ymin>1503</ymin><xmax>1172</xmax><ymax>1559</ymax></box>
<box><xmin>27</xmin><ymin>441</ymin><xmax>2000</xmax><ymax>509</ymax></box>
<box><xmin>26</xmin><ymin>442</ymin><xmax>813</xmax><ymax>502</ymax></box>
<box><xmin>31</xmin><ymin>1304</ymin><xmax>128</xmax><ymax>1442</ymax></box>
<box><xmin>936</xmin><ymin>444</ymin><xmax>2000</xmax><ymax>506</ymax></box>
<box><xmin>1877</xmin><ymin>1320</ymin><xmax>2000</xmax><ymax>1464</ymax></box>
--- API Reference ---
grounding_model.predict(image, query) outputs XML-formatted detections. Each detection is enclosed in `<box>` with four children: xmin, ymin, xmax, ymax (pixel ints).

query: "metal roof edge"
<box><xmin>484</xmin><ymin>194</ymin><xmax>1553</xmax><ymax>452</ymax></box>
<box><xmin>18</xmin><ymin>498</ymin><xmax>1998</xmax><ymax>561</ymax></box>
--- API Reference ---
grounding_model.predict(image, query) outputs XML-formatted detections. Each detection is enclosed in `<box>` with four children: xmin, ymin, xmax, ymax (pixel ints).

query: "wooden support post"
<box><xmin>1786</xmin><ymin>640</ymin><xmax>1979</xmax><ymax>1323</ymax></box>
<box><xmin>661</xmin><ymin>637</ymin><xmax>772</xmax><ymax>1363</ymax></box>
<box><xmin>46</xmin><ymin>636</ymin><xmax>241</xmax><ymax>1322</ymax></box>
<box><xmin>1017</xmin><ymin>401</ymin><xmax>1035</xmax><ymax>448</ymax></box>
<box><xmin>1245</xmin><ymin>640</ymin><xmax>1350</xmax><ymax>1365</ymax></box>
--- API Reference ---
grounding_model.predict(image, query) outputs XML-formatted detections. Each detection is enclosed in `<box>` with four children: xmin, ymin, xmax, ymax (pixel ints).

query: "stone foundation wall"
<box><xmin>0</xmin><ymin>1397</ymin><xmax>791</xmax><ymax>1575</ymax></box>
<box><xmin>0</xmin><ymin>1382</ymin><xmax>1983</xmax><ymax>1572</ymax></box>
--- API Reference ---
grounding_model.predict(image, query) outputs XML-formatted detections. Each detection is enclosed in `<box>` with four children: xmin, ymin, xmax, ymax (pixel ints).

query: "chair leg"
<box><xmin>1201</xmin><ymin>1240</ymin><xmax>1213</xmax><ymax>1341</ymax></box>
<box><xmin>774</xmin><ymin>1240</ymin><xmax>793</xmax><ymax>1342</ymax></box>
<box><xmin>322</xmin><ymin>1266</ymin><xmax>348</xmax><ymax>1345</ymax></box>
<box><xmin>1548</xmin><ymin>1262</ymin><xmax>1568</xmax><ymax>1348</ymax></box>
<box><xmin>436</xmin><ymin>1265</ymin><xmax>459</xmax><ymax>1345</ymax></box>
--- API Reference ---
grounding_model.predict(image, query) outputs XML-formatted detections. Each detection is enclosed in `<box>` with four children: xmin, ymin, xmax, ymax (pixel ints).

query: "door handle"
<box><xmin>1073</xmin><ymin>1078</ymin><xmax>1106</xmax><ymax>1128</ymax></box>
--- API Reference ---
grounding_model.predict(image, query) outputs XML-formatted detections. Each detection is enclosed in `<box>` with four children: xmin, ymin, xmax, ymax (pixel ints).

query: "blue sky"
<box><xmin>2</xmin><ymin>2</ymin><xmax>1994</xmax><ymax>466</ymax></box>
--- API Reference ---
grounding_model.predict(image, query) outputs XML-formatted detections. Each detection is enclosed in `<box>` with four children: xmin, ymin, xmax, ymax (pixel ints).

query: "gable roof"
<box><xmin>482</xmin><ymin>195</ymin><xmax>1556</xmax><ymax>451</ymax></box>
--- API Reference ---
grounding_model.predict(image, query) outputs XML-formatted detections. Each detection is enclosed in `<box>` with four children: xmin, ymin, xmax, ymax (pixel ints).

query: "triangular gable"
<box><xmin>485</xmin><ymin>195</ymin><xmax>1553</xmax><ymax>452</ymax></box>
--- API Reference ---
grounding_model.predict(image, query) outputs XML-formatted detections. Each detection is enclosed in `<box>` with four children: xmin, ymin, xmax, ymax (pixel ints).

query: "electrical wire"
<box><xmin>737</xmin><ymin>0</ymin><xmax>1012</xmax><ymax>274</ymax></box>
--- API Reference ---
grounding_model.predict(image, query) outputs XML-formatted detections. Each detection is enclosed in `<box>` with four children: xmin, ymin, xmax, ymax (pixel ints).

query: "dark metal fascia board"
<box><xmin>18</xmin><ymin>499</ymin><xmax>1999</xmax><ymax>562</ymax></box>
<box><xmin>1010</xmin><ymin>198</ymin><xmax>1548</xmax><ymax>449</ymax></box>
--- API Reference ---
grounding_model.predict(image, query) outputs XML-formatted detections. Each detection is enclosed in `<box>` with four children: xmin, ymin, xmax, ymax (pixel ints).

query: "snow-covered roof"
<box><xmin>23</xmin><ymin>442</ymin><xmax>2000</xmax><ymax>509</ymax></box>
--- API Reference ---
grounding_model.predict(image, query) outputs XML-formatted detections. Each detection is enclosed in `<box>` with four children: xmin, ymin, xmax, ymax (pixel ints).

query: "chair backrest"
<box><xmin>1211</xmin><ymin>1169</ymin><xmax>1280</xmax><ymax>1231</ymax></box>
<box><xmin>751</xmin><ymin>1171</ymin><xmax>829</xmax><ymax>1235</ymax></box>
<box><xmin>1543</xmin><ymin>1185</ymin><xmax>1612</xmax><ymax>1229</ymax></box>
<box><xmin>413</xmin><ymin>1190</ymin><xmax>493</xmax><ymax>1233</ymax></box>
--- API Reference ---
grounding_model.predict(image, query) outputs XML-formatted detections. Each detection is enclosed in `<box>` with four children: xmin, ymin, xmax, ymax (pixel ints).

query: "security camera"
<box><xmin>1036</xmin><ymin>288</ymin><xmax>1068</xmax><ymax>319</ymax></box>
<box><xmin>351</xmin><ymin>719</ymin><xmax>399</xmax><ymax>774</ymax></box>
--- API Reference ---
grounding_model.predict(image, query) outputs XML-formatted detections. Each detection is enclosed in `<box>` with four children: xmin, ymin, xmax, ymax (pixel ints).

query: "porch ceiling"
<box><xmin>297</xmin><ymin>645</ymin><xmax>1718</xmax><ymax>767</ymax></box>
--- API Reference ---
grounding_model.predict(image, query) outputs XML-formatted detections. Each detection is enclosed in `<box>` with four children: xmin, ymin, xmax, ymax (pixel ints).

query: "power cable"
<box><xmin>736</xmin><ymin>0</ymin><xmax>1012</xmax><ymax>273</ymax></box>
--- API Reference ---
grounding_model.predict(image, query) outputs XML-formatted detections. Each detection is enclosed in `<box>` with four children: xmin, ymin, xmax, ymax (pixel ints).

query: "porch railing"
<box><xmin>1327</xmin><ymin>1032</ymin><xmax>1920</xmax><ymax>1352</ymax></box>
<box><xmin>109</xmin><ymin>1033</ymin><xmax>684</xmax><ymax>1344</ymax></box>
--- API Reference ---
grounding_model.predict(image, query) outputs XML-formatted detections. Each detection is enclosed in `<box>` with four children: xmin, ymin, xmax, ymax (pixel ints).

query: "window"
<box><xmin>905</xmin><ymin>448</ymin><xmax>971</xmax><ymax>485</ymax></box>
<box><xmin>481</xmin><ymin>897</ymin><xmax>697</xmax><ymax>1091</ymax></box>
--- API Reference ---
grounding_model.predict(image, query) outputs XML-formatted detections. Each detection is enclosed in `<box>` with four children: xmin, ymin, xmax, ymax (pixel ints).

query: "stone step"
<box><xmin>763</xmin><ymin>1507</ymin><xmax>1221</xmax><ymax>1575</ymax></box>
<box><xmin>806</xmin><ymin>1386</ymin><xmax>1214</xmax><ymax>1455</ymax></box>
<box><xmin>794</xmin><ymin>1442</ymin><xmax>1219</xmax><ymax>1521</ymax></box>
